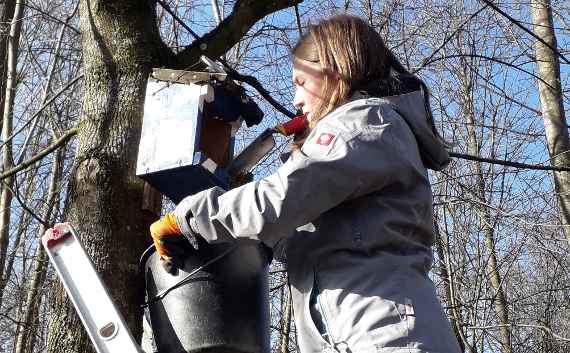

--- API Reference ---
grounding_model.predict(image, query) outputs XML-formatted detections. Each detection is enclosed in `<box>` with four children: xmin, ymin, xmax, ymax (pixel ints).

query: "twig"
<box><xmin>415</xmin><ymin>5</ymin><xmax>488</xmax><ymax>73</ymax></box>
<box><xmin>23</xmin><ymin>3</ymin><xmax>80</xmax><ymax>35</ymax></box>
<box><xmin>0</xmin><ymin>127</ymin><xmax>78</xmax><ymax>180</ymax></box>
<box><xmin>423</xmin><ymin>54</ymin><xmax>556</xmax><ymax>91</ymax></box>
<box><xmin>1</xmin><ymin>180</ymin><xmax>49</xmax><ymax>228</ymax></box>
<box><xmin>467</xmin><ymin>323</ymin><xmax>570</xmax><ymax>342</ymax></box>
<box><xmin>0</xmin><ymin>74</ymin><xmax>84</xmax><ymax>151</ymax></box>
<box><xmin>210</xmin><ymin>0</ymin><xmax>222</xmax><ymax>25</ymax></box>
<box><xmin>156</xmin><ymin>0</ymin><xmax>200</xmax><ymax>40</ymax></box>
<box><xmin>270</xmin><ymin>268</ymin><xmax>287</xmax><ymax>274</ymax></box>
<box><xmin>270</xmin><ymin>281</ymin><xmax>287</xmax><ymax>291</ymax></box>
<box><xmin>478</xmin><ymin>0</ymin><xmax>570</xmax><ymax>65</ymax></box>
<box><xmin>157</xmin><ymin>0</ymin><xmax>297</xmax><ymax>119</ymax></box>
<box><xmin>294</xmin><ymin>4</ymin><xmax>303</xmax><ymax>37</ymax></box>
<box><xmin>16</xmin><ymin>2</ymin><xmax>79</xmax><ymax>164</ymax></box>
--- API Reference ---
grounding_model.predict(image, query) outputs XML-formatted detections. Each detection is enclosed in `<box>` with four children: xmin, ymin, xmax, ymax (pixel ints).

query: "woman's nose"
<box><xmin>293</xmin><ymin>87</ymin><xmax>304</xmax><ymax>109</ymax></box>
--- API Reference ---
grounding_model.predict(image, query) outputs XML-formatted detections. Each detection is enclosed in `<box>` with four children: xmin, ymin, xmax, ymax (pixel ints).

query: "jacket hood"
<box><xmin>381</xmin><ymin>90</ymin><xmax>449</xmax><ymax>171</ymax></box>
<box><xmin>355</xmin><ymin>74</ymin><xmax>449</xmax><ymax>171</ymax></box>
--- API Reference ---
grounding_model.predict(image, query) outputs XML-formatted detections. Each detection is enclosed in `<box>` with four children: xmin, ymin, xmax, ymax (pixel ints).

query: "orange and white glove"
<box><xmin>150</xmin><ymin>213</ymin><xmax>197</xmax><ymax>272</ymax></box>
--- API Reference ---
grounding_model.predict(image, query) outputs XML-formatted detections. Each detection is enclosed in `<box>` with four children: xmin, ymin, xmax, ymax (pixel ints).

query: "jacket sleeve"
<box><xmin>174</xmin><ymin>113</ymin><xmax>399</xmax><ymax>250</ymax></box>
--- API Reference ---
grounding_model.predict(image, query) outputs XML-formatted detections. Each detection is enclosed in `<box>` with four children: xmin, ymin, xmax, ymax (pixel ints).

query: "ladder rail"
<box><xmin>42</xmin><ymin>223</ymin><xmax>143</xmax><ymax>353</ymax></box>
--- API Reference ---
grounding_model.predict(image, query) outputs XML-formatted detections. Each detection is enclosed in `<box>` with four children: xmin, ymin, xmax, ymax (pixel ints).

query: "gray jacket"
<box><xmin>175</xmin><ymin>91</ymin><xmax>460</xmax><ymax>353</ymax></box>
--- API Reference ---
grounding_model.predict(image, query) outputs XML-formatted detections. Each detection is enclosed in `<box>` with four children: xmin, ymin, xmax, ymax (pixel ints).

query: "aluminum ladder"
<box><xmin>42</xmin><ymin>223</ymin><xmax>144</xmax><ymax>353</ymax></box>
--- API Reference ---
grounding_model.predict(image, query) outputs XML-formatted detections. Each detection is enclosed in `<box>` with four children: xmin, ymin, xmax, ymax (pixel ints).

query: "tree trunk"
<box><xmin>14</xmin><ymin>148</ymin><xmax>63</xmax><ymax>353</ymax></box>
<box><xmin>278</xmin><ymin>284</ymin><xmax>292</xmax><ymax>353</ymax></box>
<box><xmin>433</xmin><ymin>220</ymin><xmax>473</xmax><ymax>353</ymax></box>
<box><xmin>0</xmin><ymin>0</ymin><xmax>17</xmax><ymax>130</ymax></box>
<box><xmin>0</xmin><ymin>0</ymin><xmax>24</xmax><ymax>300</ymax></box>
<box><xmin>0</xmin><ymin>166</ymin><xmax>37</xmax><ymax>308</ymax></box>
<box><xmin>530</xmin><ymin>0</ymin><xmax>570</xmax><ymax>250</ymax></box>
<box><xmin>45</xmin><ymin>1</ymin><xmax>164</xmax><ymax>351</ymax></box>
<box><xmin>459</xmin><ymin>55</ymin><xmax>512</xmax><ymax>352</ymax></box>
<box><xmin>45</xmin><ymin>1</ymin><xmax>303</xmax><ymax>351</ymax></box>
<box><xmin>467</xmin><ymin>109</ymin><xmax>512</xmax><ymax>353</ymax></box>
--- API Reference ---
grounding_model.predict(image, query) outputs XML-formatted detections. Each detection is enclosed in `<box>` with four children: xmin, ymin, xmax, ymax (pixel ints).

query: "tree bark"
<box><xmin>45</xmin><ymin>1</ymin><xmax>304</xmax><ymax>351</ymax></box>
<box><xmin>530</xmin><ymin>0</ymin><xmax>570</xmax><ymax>250</ymax></box>
<box><xmin>45</xmin><ymin>1</ymin><xmax>164</xmax><ymax>351</ymax></box>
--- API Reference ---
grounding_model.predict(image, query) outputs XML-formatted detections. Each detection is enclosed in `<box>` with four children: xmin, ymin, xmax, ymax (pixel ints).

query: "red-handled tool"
<box><xmin>227</xmin><ymin>114</ymin><xmax>308</xmax><ymax>177</ymax></box>
<box><xmin>274</xmin><ymin>113</ymin><xmax>308</xmax><ymax>136</ymax></box>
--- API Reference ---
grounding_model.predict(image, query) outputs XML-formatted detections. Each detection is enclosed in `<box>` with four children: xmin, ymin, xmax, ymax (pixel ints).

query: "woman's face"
<box><xmin>292</xmin><ymin>58</ymin><xmax>325</xmax><ymax>121</ymax></box>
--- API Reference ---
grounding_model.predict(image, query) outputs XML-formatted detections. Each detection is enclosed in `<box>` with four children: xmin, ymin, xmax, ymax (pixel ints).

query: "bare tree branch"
<box><xmin>294</xmin><ymin>4</ymin><xmax>302</xmax><ymax>36</ymax></box>
<box><xmin>0</xmin><ymin>180</ymin><xmax>49</xmax><ymax>228</ymax></box>
<box><xmin>423</xmin><ymin>54</ymin><xmax>557</xmax><ymax>91</ymax></box>
<box><xmin>0</xmin><ymin>127</ymin><xmax>78</xmax><ymax>181</ymax></box>
<box><xmin>156</xmin><ymin>0</ymin><xmax>200</xmax><ymax>40</ymax></box>
<box><xmin>223</xmin><ymin>63</ymin><xmax>296</xmax><ymax>118</ymax></box>
<box><xmin>449</xmin><ymin>151</ymin><xmax>570</xmax><ymax>172</ymax></box>
<box><xmin>175</xmin><ymin>0</ymin><xmax>303</xmax><ymax>69</ymax></box>
<box><xmin>467</xmin><ymin>323</ymin><xmax>570</xmax><ymax>342</ymax></box>
<box><xmin>0</xmin><ymin>74</ymin><xmax>83</xmax><ymax>151</ymax></box>
<box><xmin>415</xmin><ymin>5</ymin><xmax>488</xmax><ymax>73</ymax></box>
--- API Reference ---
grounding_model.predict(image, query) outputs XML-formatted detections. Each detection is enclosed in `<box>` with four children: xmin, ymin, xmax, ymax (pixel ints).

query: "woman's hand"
<box><xmin>150</xmin><ymin>213</ymin><xmax>191</xmax><ymax>272</ymax></box>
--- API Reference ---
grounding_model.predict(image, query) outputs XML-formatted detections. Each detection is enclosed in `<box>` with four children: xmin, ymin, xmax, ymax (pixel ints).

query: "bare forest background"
<box><xmin>0</xmin><ymin>0</ymin><xmax>568</xmax><ymax>352</ymax></box>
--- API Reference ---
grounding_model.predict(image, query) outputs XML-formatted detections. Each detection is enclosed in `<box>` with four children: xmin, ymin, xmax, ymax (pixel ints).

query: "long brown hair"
<box><xmin>292</xmin><ymin>15</ymin><xmax>441</xmax><ymax>142</ymax></box>
<box><xmin>292</xmin><ymin>15</ymin><xmax>392</xmax><ymax>127</ymax></box>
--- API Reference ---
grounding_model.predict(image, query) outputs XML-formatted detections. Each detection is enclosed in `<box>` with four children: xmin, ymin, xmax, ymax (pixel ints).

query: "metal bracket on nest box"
<box><xmin>150</xmin><ymin>68</ymin><xmax>227</xmax><ymax>85</ymax></box>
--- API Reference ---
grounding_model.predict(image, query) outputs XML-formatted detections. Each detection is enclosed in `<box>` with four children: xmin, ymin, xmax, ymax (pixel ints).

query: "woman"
<box><xmin>151</xmin><ymin>15</ymin><xmax>460</xmax><ymax>353</ymax></box>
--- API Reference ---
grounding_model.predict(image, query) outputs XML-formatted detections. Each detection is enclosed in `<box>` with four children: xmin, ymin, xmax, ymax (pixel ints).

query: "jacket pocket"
<box><xmin>396</xmin><ymin>297</ymin><xmax>417</xmax><ymax>340</ymax></box>
<box><xmin>366</xmin><ymin>296</ymin><xmax>413</xmax><ymax>350</ymax></box>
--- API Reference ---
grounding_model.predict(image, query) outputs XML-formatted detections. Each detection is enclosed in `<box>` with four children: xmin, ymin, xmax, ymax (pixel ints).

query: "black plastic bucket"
<box><xmin>140</xmin><ymin>242</ymin><xmax>270</xmax><ymax>353</ymax></box>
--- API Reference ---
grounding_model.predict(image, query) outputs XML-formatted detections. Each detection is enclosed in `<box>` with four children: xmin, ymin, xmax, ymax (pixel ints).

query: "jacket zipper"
<box><xmin>315</xmin><ymin>275</ymin><xmax>351</xmax><ymax>353</ymax></box>
<box><xmin>315</xmin><ymin>274</ymin><xmax>342</xmax><ymax>351</ymax></box>
<box><xmin>316</xmin><ymin>291</ymin><xmax>334</xmax><ymax>344</ymax></box>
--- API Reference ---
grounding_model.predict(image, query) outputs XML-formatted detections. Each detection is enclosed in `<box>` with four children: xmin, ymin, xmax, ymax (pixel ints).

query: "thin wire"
<box><xmin>156</xmin><ymin>0</ymin><xmax>200</xmax><ymax>40</ymax></box>
<box><xmin>478</xmin><ymin>0</ymin><xmax>570</xmax><ymax>65</ymax></box>
<box><xmin>149</xmin><ymin>58</ymin><xmax>205</xmax><ymax>97</ymax></box>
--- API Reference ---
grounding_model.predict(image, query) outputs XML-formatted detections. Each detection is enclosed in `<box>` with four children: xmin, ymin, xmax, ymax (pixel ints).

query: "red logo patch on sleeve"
<box><xmin>316</xmin><ymin>132</ymin><xmax>335</xmax><ymax>146</ymax></box>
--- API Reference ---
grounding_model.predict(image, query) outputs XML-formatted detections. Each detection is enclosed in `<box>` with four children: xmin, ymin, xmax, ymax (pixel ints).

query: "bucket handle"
<box><xmin>142</xmin><ymin>244</ymin><xmax>238</xmax><ymax>308</ymax></box>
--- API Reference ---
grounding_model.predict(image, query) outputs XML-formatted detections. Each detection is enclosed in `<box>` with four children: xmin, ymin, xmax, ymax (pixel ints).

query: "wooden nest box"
<box><xmin>136</xmin><ymin>68</ymin><xmax>263</xmax><ymax>203</ymax></box>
